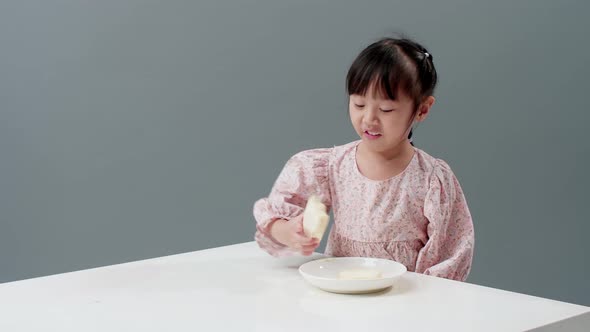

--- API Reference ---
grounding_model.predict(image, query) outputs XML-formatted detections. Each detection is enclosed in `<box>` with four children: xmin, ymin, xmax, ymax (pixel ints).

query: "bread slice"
<box><xmin>302</xmin><ymin>195</ymin><xmax>330</xmax><ymax>240</ymax></box>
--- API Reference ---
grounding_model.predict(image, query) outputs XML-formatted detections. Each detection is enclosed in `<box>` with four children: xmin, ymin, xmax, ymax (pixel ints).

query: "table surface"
<box><xmin>0</xmin><ymin>242</ymin><xmax>588</xmax><ymax>332</ymax></box>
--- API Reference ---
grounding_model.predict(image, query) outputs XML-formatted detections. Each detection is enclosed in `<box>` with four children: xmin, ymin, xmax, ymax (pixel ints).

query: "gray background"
<box><xmin>1</xmin><ymin>0</ymin><xmax>588</xmax><ymax>306</ymax></box>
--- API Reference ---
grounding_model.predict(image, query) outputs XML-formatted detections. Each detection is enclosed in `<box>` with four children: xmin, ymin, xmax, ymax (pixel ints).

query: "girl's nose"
<box><xmin>363</xmin><ymin>108</ymin><xmax>379</xmax><ymax>124</ymax></box>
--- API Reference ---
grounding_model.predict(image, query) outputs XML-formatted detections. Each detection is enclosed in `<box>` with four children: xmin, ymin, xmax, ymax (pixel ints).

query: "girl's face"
<box><xmin>349</xmin><ymin>85</ymin><xmax>422</xmax><ymax>154</ymax></box>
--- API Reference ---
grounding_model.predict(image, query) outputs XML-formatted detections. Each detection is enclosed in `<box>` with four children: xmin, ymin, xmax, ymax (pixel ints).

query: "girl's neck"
<box><xmin>356</xmin><ymin>140</ymin><xmax>416</xmax><ymax>181</ymax></box>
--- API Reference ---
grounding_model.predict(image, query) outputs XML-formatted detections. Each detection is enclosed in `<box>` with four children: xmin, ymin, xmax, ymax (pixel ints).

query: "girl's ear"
<box><xmin>416</xmin><ymin>96</ymin><xmax>435</xmax><ymax>122</ymax></box>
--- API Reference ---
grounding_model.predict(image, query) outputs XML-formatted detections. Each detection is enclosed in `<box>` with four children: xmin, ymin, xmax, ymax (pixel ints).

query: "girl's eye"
<box><xmin>354</xmin><ymin>104</ymin><xmax>365</xmax><ymax>109</ymax></box>
<box><xmin>380</xmin><ymin>109</ymin><xmax>394</xmax><ymax>113</ymax></box>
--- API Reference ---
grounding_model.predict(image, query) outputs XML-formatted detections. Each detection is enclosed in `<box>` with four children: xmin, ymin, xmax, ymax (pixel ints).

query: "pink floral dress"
<box><xmin>253</xmin><ymin>140</ymin><xmax>475</xmax><ymax>281</ymax></box>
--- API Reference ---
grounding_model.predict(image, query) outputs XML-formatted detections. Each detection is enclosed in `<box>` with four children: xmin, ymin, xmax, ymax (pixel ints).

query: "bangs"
<box><xmin>346</xmin><ymin>42</ymin><xmax>420</xmax><ymax>103</ymax></box>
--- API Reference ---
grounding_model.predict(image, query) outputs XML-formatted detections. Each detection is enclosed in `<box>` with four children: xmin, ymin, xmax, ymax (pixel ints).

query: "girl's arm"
<box><xmin>253</xmin><ymin>148</ymin><xmax>332</xmax><ymax>257</ymax></box>
<box><xmin>415</xmin><ymin>160</ymin><xmax>475</xmax><ymax>281</ymax></box>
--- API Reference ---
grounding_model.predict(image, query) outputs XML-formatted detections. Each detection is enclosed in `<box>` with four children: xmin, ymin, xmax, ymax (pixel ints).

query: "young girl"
<box><xmin>253</xmin><ymin>37</ymin><xmax>474</xmax><ymax>281</ymax></box>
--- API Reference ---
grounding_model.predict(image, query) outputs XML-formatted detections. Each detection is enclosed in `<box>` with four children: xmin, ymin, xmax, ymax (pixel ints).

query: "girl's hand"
<box><xmin>270</xmin><ymin>215</ymin><xmax>320</xmax><ymax>255</ymax></box>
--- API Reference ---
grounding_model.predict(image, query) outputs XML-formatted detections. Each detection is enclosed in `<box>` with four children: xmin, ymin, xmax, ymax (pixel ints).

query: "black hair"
<box><xmin>346</xmin><ymin>37</ymin><xmax>438</xmax><ymax>144</ymax></box>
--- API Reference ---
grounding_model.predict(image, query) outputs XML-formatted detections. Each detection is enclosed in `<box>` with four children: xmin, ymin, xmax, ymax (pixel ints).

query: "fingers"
<box><xmin>293</xmin><ymin>233</ymin><xmax>318</xmax><ymax>246</ymax></box>
<box><xmin>291</xmin><ymin>235</ymin><xmax>320</xmax><ymax>255</ymax></box>
<box><xmin>284</xmin><ymin>216</ymin><xmax>321</xmax><ymax>255</ymax></box>
<box><xmin>291</xmin><ymin>240</ymin><xmax>315</xmax><ymax>250</ymax></box>
<box><xmin>301</xmin><ymin>243</ymin><xmax>319</xmax><ymax>256</ymax></box>
<box><xmin>301</xmin><ymin>240</ymin><xmax>319</xmax><ymax>249</ymax></box>
<box><xmin>292</xmin><ymin>214</ymin><xmax>304</xmax><ymax>233</ymax></box>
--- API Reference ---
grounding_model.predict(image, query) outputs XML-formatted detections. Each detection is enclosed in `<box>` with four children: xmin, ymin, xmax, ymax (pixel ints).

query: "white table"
<box><xmin>0</xmin><ymin>242</ymin><xmax>588</xmax><ymax>332</ymax></box>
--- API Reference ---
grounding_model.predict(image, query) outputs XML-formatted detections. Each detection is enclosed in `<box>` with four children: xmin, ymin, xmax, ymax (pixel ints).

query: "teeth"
<box><xmin>367</xmin><ymin>131</ymin><xmax>380</xmax><ymax>135</ymax></box>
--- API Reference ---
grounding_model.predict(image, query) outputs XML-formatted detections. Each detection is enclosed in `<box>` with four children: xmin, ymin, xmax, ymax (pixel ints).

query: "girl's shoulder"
<box><xmin>413</xmin><ymin>148</ymin><xmax>456</xmax><ymax>180</ymax></box>
<box><xmin>289</xmin><ymin>140</ymin><xmax>358</xmax><ymax>164</ymax></box>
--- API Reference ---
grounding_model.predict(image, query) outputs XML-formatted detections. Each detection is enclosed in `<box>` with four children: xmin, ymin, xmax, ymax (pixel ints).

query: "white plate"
<box><xmin>299</xmin><ymin>257</ymin><xmax>407</xmax><ymax>294</ymax></box>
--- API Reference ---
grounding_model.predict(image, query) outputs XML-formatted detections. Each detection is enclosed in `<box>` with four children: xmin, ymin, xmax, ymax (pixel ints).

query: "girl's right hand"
<box><xmin>270</xmin><ymin>215</ymin><xmax>320</xmax><ymax>256</ymax></box>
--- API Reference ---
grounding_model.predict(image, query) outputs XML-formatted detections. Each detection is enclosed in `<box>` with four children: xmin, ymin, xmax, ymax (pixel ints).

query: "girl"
<box><xmin>253</xmin><ymin>37</ymin><xmax>474</xmax><ymax>281</ymax></box>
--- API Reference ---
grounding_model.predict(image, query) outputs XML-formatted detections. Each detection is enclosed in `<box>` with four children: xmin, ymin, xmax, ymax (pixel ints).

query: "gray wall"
<box><xmin>1</xmin><ymin>1</ymin><xmax>588</xmax><ymax>305</ymax></box>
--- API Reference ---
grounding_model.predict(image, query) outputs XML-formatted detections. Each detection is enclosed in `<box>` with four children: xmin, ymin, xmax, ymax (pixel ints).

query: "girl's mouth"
<box><xmin>364</xmin><ymin>131</ymin><xmax>382</xmax><ymax>139</ymax></box>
